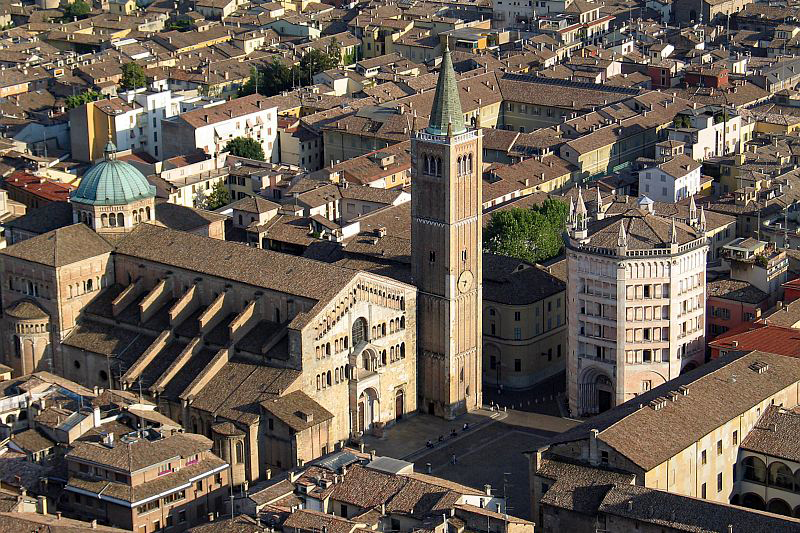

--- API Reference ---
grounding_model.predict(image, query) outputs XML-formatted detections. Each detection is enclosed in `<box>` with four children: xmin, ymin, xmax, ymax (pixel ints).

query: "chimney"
<box><xmin>589</xmin><ymin>429</ymin><xmax>599</xmax><ymax>466</ymax></box>
<box><xmin>369</xmin><ymin>450</ymin><xmax>376</xmax><ymax>461</ymax></box>
<box><xmin>208</xmin><ymin>513</ymin><xmax>215</xmax><ymax>522</ymax></box>
<box><xmin>37</xmin><ymin>495</ymin><xmax>47</xmax><ymax>515</ymax></box>
<box><xmin>56</xmin><ymin>512</ymin><xmax>62</xmax><ymax>520</ymax></box>
<box><xmin>93</xmin><ymin>406</ymin><xmax>101</xmax><ymax>427</ymax></box>
<box><xmin>91</xmin><ymin>520</ymin><xmax>98</xmax><ymax>529</ymax></box>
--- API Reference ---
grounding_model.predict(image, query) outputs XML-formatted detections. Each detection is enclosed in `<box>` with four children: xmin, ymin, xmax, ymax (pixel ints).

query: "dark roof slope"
<box><xmin>483</xmin><ymin>253</ymin><xmax>565</xmax><ymax>305</ymax></box>
<box><xmin>0</xmin><ymin>223</ymin><xmax>113</xmax><ymax>267</ymax></box>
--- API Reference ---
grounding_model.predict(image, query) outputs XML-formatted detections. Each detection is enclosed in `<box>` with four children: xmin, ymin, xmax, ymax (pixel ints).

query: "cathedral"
<box><xmin>0</xmin><ymin>43</ymin><xmax>483</xmax><ymax>482</ymax></box>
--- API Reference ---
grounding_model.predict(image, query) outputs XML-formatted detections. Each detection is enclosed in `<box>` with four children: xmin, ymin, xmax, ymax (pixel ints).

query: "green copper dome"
<box><xmin>72</xmin><ymin>142</ymin><xmax>156</xmax><ymax>206</ymax></box>
<box><xmin>426</xmin><ymin>41</ymin><xmax>466</xmax><ymax>136</ymax></box>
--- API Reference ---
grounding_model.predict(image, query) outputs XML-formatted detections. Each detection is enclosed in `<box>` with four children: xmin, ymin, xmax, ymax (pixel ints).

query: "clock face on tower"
<box><xmin>458</xmin><ymin>269</ymin><xmax>474</xmax><ymax>293</ymax></box>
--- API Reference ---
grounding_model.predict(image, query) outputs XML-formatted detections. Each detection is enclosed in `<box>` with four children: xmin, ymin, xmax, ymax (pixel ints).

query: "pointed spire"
<box><xmin>671</xmin><ymin>217</ymin><xmax>678</xmax><ymax>244</ymax></box>
<box><xmin>596</xmin><ymin>187</ymin><xmax>603</xmax><ymax>214</ymax></box>
<box><xmin>426</xmin><ymin>38</ymin><xmax>466</xmax><ymax>136</ymax></box>
<box><xmin>689</xmin><ymin>194</ymin><xmax>697</xmax><ymax>220</ymax></box>
<box><xmin>700</xmin><ymin>206</ymin><xmax>707</xmax><ymax>231</ymax></box>
<box><xmin>618</xmin><ymin>221</ymin><xmax>627</xmax><ymax>248</ymax></box>
<box><xmin>576</xmin><ymin>187</ymin><xmax>587</xmax><ymax>216</ymax></box>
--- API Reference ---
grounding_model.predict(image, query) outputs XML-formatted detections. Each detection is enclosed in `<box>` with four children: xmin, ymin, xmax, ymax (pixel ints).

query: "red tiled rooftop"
<box><xmin>4</xmin><ymin>172</ymin><xmax>74</xmax><ymax>202</ymax></box>
<box><xmin>709</xmin><ymin>324</ymin><xmax>800</xmax><ymax>358</ymax></box>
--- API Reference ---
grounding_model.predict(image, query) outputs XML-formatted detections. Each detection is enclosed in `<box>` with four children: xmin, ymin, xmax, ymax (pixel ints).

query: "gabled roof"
<box><xmin>0</xmin><ymin>223</ymin><xmax>113</xmax><ymax>267</ymax></box>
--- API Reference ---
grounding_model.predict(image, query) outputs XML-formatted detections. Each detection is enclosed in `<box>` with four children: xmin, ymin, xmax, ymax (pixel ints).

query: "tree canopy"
<box><xmin>63</xmin><ymin>0</ymin><xmax>91</xmax><ymax>20</ymax></box>
<box><xmin>224</xmin><ymin>137</ymin><xmax>265</xmax><ymax>161</ymax></box>
<box><xmin>200</xmin><ymin>180</ymin><xmax>231</xmax><ymax>210</ymax></box>
<box><xmin>238</xmin><ymin>47</ymin><xmax>339</xmax><ymax>97</ymax></box>
<box><xmin>483</xmin><ymin>198</ymin><xmax>569</xmax><ymax>263</ymax></box>
<box><xmin>66</xmin><ymin>89</ymin><xmax>101</xmax><ymax>110</ymax></box>
<box><xmin>120</xmin><ymin>63</ymin><xmax>146</xmax><ymax>91</ymax></box>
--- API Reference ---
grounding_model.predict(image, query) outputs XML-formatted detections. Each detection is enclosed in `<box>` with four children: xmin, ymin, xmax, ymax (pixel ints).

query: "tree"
<box><xmin>63</xmin><ymin>0</ymin><xmax>91</xmax><ymax>20</ymax></box>
<box><xmin>120</xmin><ymin>63</ymin><xmax>146</xmax><ymax>91</ymax></box>
<box><xmin>483</xmin><ymin>198</ymin><xmax>569</xmax><ymax>263</ymax></box>
<box><xmin>200</xmin><ymin>180</ymin><xmax>231</xmax><ymax>210</ymax></box>
<box><xmin>299</xmin><ymin>48</ymin><xmax>338</xmax><ymax>84</ymax></box>
<box><xmin>224</xmin><ymin>137</ymin><xmax>265</xmax><ymax>161</ymax></box>
<box><xmin>66</xmin><ymin>89</ymin><xmax>102</xmax><ymax>109</ymax></box>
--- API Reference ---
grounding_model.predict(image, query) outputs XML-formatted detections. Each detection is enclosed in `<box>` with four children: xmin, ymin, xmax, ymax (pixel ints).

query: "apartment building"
<box><xmin>666</xmin><ymin>104</ymin><xmax>749</xmax><ymax>160</ymax></box>
<box><xmin>638</xmin><ymin>153</ymin><xmax>702</xmax><ymax>203</ymax></box>
<box><xmin>64</xmin><ymin>431</ymin><xmax>230</xmax><ymax>531</ymax></box>
<box><xmin>565</xmin><ymin>191</ymin><xmax>708</xmax><ymax>416</ymax></box>
<box><xmin>161</xmin><ymin>94</ymin><xmax>278</xmax><ymax>162</ymax></box>
<box><xmin>70</xmin><ymin>90</ymin><xmax>185</xmax><ymax>163</ymax></box>
<box><xmin>529</xmin><ymin>350</ymin><xmax>800</xmax><ymax>532</ymax></box>
<box><xmin>483</xmin><ymin>254</ymin><xmax>567</xmax><ymax>390</ymax></box>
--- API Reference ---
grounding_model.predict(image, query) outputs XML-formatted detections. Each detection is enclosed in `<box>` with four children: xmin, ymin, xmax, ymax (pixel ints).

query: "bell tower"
<box><xmin>412</xmin><ymin>42</ymin><xmax>482</xmax><ymax>419</ymax></box>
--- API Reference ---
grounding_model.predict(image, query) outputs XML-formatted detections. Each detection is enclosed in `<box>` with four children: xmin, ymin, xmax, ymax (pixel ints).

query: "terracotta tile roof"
<box><xmin>4</xmin><ymin>299</ymin><xmax>48</xmax><ymax>320</ymax></box>
<box><xmin>66</xmin><ymin>456</ymin><xmax>226</xmax><ymax>504</ymax></box>
<box><xmin>113</xmin><ymin>223</ymin><xmax>356</xmax><ymax>309</ymax></box>
<box><xmin>741</xmin><ymin>405</ymin><xmax>800</xmax><ymax>463</ymax></box>
<box><xmin>709</xmin><ymin>324</ymin><xmax>800</xmax><ymax>356</ymax></box>
<box><xmin>598</xmin><ymin>483</ymin><xmax>800</xmax><ymax>531</ymax></box>
<box><xmin>483</xmin><ymin>253</ymin><xmax>565</xmax><ymax>305</ymax></box>
<box><xmin>175</xmin><ymin>94</ymin><xmax>275</xmax><ymax>129</ymax></box>
<box><xmin>283</xmin><ymin>509</ymin><xmax>357</xmax><ymax>533</ymax></box>
<box><xmin>585</xmin><ymin>209</ymin><xmax>700</xmax><ymax>249</ymax></box>
<box><xmin>0</xmin><ymin>223</ymin><xmax>113</xmax><ymax>267</ymax></box>
<box><xmin>67</xmin><ymin>432</ymin><xmax>212</xmax><ymax>472</ymax></box>
<box><xmin>259</xmin><ymin>390</ymin><xmax>333</xmax><ymax>432</ymax></box>
<box><xmin>550</xmin><ymin>350</ymin><xmax>800</xmax><ymax>471</ymax></box>
<box><xmin>4</xmin><ymin>172</ymin><xmax>74</xmax><ymax>203</ymax></box>
<box><xmin>707</xmin><ymin>278</ymin><xmax>769</xmax><ymax>304</ymax></box>
<box><xmin>10</xmin><ymin>428</ymin><xmax>56</xmax><ymax>454</ymax></box>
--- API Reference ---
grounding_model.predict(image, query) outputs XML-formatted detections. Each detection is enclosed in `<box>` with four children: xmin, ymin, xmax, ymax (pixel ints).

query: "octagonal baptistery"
<box><xmin>71</xmin><ymin>141</ymin><xmax>156</xmax><ymax>236</ymax></box>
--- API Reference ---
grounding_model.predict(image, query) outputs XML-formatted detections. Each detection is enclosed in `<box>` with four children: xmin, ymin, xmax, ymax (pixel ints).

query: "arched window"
<box><xmin>133</xmin><ymin>211</ymin><xmax>139</xmax><ymax>224</ymax></box>
<box><xmin>238</xmin><ymin>215</ymin><xmax>243</xmax><ymax>225</ymax></box>
<box><xmin>400</xmin><ymin>342</ymin><xmax>405</xmax><ymax>358</ymax></box>
<box><xmin>390</xmin><ymin>346</ymin><xmax>395</xmax><ymax>361</ymax></box>
<box><xmin>316</xmin><ymin>375</ymin><xmax>321</xmax><ymax>390</ymax></box>
<box><xmin>362</xmin><ymin>353</ymin><xmax>370</xmax><ymax>370</ymax></box>
<box><xmin>326</xmin><ymin>370</ymin><xmax>332</xmax><ymax>386</ymax></box>
<box><xmin>86</xmin><ymin>279</ymin><xmax>93</xmax><ymax>292</ymax></box>
<box><xmin>456</xmin><ymin>156</ymin><xmax>462</xmax><ymax>175</ymax></box>
<box><xmin>109</xmin><ymin>213</ymin><xmax>117</xmax><ymax>227</ymax></box>
<box><xmin>116</xmin><ymin>213</ymin><xmax>124</xmax><ymax>227</ymax></box>
<box><xmin>424</xmin><ymin>155</ymin><xmax>430</xmax><ymax>174</ymax></box>
<box><xmin>236</xmin><ymin>441</ymin><xmax>244</xmax><ymax>464</ymax></box>
<box><xmin>352</xmin><ymin>317</ymin><xmax>367</xmax><ymax>345</ymax></box>
<box><xmin>6</xmin><ymin>414</ymin><xmax>15</xmax><ymax>424</ymax></box>
<box><xmin>344</xmin><ymin>336</ymin><xmax>349</xmax><ymax>349</ymax></box>
<box><xmin>468</xmin><ymin>153</ymin><xmax>473</xmax><ymax>173</ymax></box>
<box><xmin>743</xmin><ymin>456</ymin><xmax>767</xmax><ymax>484</ymax></box>
<box><xmin>400</xmin><ymin>316</ymin><xmax>405</xmax><ymax>329</ymax></box>
<box><xmin>145</xmin><ymin>206</ymin><xmax>151</xmax><ymax>220</ymax></box>
<box><xmin>381</xmin><ymin>350</ymin><xmax>387</xmax><ymax>366</ymax></box>
<box><xmin>17</xmin><ymin>410</ymin><xmax>27</xmax><ymax>421</ymax></box>
<box><xmin>769</xmin><ymin>462</ymin><xmax>795</xmax><ymax>491</ymax></box>
<box><xmin>436</xmin><ymin>157</ymin><xmax>442</xmax><ymax>176</ymax></box>
<box><xmin>13</xmin><ymin>336</ymin><xmax>21</xmax><ymax>358</ymax></box>
<box><xmin>335</xmin><ymin>368</ymin><xmax>339</xmax><ymax>383</ymax></box>
<box><xmin>382</xmin><ymin>323</ymin><xmax>387</xmax><ymax>336</ymax></box>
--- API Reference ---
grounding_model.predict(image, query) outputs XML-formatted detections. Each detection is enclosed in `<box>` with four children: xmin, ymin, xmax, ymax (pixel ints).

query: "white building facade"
<box><xmin>638</xmin><ymin>154</ymin><xmax>702</xmax><ymax>203</ymax></box>
<box><xmin>566</xmin><ymin>192</ymin><xmax>709</xmax><ymax>417</ymax></box>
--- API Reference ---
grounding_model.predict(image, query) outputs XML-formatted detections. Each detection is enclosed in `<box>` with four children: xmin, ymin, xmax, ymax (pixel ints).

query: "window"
<box><xmin>717</xmin><ymin>472</ymin><xmax>723</xmax><ymax>492</ymax></box>
<box><xmin>600</xmin><ymin>451</ymin><xmax>609</xmax><ymax>465</ymax></box>
<box><xmin>701</xmin><ymin>482</ymin><xmax>707</xmax><ymax>499</ymax></box>
<box><xmin>178</xmin><ymin>510</ymin><xmax>187</xmax><ymax>523</ymax></box>
<box><xmin>732</xmin><ymin>430</ymin><xmax>738</xmax><ymax>445</ymax></box>
<box><xmin>137</xmin><ymin>499</ymin><xmax>160</xmax><ymax>515</ymax></box>
<box><xmin>429</xmin><ymin>251</ymin><xmax>435</xmax><ymax>262</ymax></box>
<box><xmin>642</xmin><ymin>380</ymin><xmax>651</xmax><ymax>391</ymax></box>
<box><xmin>489</xmin><ymin>355</ymin><xmax>496</xmax><ymax>369</ymax></box>
<box><xmin>514</xmin><ymin>327</ymin><xmax>521</xmax><ymax>340</ymax></box>
<box><xmin>514</xmin><ymin>359</ymin><xmax>521</xmax><ymax>372</ymax></box>
<box><xmin>701</xmin><ymin>450</ymin><xmax>707</xmax><ymax>465</ymax></box>
<box><xmin>717</xmin><ymin>440</ymin><xmax>723</xmax><ymax>455</ymax></box>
